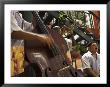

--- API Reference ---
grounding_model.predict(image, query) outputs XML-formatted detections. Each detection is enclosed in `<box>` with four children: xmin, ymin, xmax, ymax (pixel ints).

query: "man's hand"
<box><xmin>65</xmin><ymin>50</ymin><xmax>72</xmax><ymax>64</ymax></box>
<box><xmin>84</xmin><ymin>68</ymin><xmax>99</xmax><ymax>77</ymax></box>
<box><xmin>43</xmin><ymin>34</ymin><xmax>55</xmax><ymax>48</ymax></box>
<box><xmin>93</xmin><ymin>70</ymin><xmax>100</xmax><ymax>76</ymax></box>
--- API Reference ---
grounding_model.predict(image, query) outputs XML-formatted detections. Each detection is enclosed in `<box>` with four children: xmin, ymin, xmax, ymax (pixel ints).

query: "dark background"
<box><xmin>0</xmin><ymin>0</ymin><xmax>109</xmax><ymax>86</ymax></box>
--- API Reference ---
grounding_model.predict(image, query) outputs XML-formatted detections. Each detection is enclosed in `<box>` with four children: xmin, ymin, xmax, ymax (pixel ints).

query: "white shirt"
<box><xmin>82</xmin><ymin>51</ymin><xmax>100</xmax><ymax>73</ymax></box>
<box><xmin>11</xmin><ymin>11</ymin><xmax>33</xmax><ymax>33</ymax></box>
<box><xmin>11</xmin><ymin>11</ymin><xmax>33</xmax><ymax>46</ymax></box>
<box><xmin>64</xmin><ymin>38</ymin><xmax>72</xmax><ymax>50</ymax></box>
<box><xmin>11</xmin><ymin>14</ymin><xmax>22</xmax><ymax>33</ymax></box>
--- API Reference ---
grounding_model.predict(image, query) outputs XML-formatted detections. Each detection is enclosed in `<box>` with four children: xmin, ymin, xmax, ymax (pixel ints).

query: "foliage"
<box><xmin>75</xmin><ymin>44</ymin><xmax>87</xmax><ymax>55</ymax></box>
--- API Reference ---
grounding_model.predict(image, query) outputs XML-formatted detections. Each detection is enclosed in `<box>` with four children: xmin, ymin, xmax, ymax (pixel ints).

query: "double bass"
<box><xmin>25</xmin><ymin>11</ymin><xmax>76</xmax><ymax>77</ymax></box>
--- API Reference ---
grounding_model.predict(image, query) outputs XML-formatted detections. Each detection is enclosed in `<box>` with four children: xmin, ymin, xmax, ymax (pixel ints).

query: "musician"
<box><xmin>11</xmin><ymin>11</ymin><xmax>53</xmax><ymax>47</ymax></box>
<box><xmin>11</xmin><ymin>11</ymin><xmax>54</xmax><ymax>76</ymax></box>
<box><xmin>81</xmin><ymin>42</ymin><xmax>100</xmax><ymax>77</ymax></box>
<box><xmin>61</xmin><ymin>25</ymin><xmax>73</xmax><ymax>64</ymax></box>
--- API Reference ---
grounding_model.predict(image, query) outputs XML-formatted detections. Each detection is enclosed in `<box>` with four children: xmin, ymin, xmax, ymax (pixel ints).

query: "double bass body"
<box><xmin>25</xmin><ymin>11</ymin><xmax>74</xmax><ymax>77</ymax></box>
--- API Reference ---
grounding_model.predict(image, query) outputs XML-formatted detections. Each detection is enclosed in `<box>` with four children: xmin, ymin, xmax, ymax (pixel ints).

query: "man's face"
<box><xmin>90</xmin><ymin>43</ymin><xmax>98</xmax><ymax>53</ymax></box>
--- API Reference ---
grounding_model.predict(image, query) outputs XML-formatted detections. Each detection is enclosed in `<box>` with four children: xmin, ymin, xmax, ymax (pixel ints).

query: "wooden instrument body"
<box><xmin>24</xmin><ymin>11</ymin><xmax>76</xmax><ymax>77</ymax></box>
<box><xmin>25</xmin><ymin>28</ymin><xmax>75</xmax><ymax>77</ymax></box>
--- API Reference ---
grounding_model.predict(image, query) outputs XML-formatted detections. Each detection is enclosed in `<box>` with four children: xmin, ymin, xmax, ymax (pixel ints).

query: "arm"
<box><xmin>11</xmin><ymin>30</ymin><xmax>48</xmax><ymax>45</ymax></box>
<box><xmin>65</xmin><ymin>50</ymin><xmax>72</xmax><ymax>64</ymax></box>
<box><xmin>11</xmin><ymin>14</ymin><xmax>53</xmax><ymax>46</ymax></box>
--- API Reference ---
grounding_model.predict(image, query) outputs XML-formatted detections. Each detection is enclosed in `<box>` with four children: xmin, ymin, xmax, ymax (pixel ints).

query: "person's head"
<box><xmin>87</xmin><ymin>42</ymin><xmax>98</xmax><ymax>53</ymax></box>
<box><xmin>52</xmin><ymin>26</ymin><xmax>61</xmax><ymax>33</ymax></box>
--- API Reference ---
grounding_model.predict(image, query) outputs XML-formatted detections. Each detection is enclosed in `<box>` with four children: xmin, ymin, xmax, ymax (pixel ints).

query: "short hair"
<box><xmin>52</xmin><ymin>26</ymin><xmax>61</xmax><ymax>32</ymax></box>
<box><xmin>87</xmin><ymin>41</ymin><xmax>97</xmax><ymax>47</ymax></box>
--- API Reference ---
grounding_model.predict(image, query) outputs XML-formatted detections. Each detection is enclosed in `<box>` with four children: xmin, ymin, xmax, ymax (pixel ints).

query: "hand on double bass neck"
<box><xmin>42</xmin><ymin>34</ymin><xmax>55</xmax><ymax>48</ymax></box>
